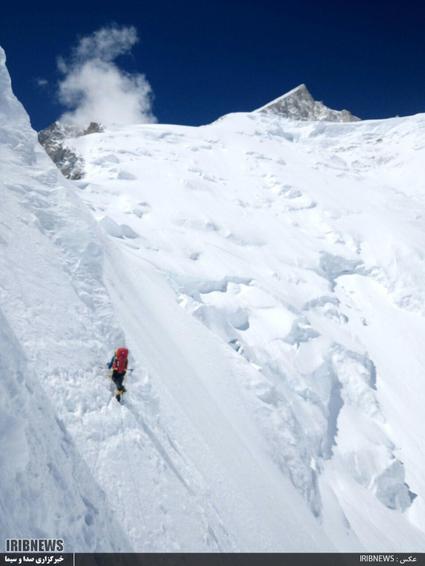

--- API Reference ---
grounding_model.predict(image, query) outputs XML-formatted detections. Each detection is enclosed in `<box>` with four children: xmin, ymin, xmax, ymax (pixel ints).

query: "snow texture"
<box><xmin>1</xmin><ymin>45</ymin><xmax>425</xmax><ymax>552</ymax></box>
<box><xmin>0</xmin><ymin>46</ymin><xmax>127</xmax><ymax>551</ymax></box>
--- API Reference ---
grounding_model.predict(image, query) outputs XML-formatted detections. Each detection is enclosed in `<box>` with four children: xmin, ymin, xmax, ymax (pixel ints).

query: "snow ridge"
<box><xmin>2</xmin><ymin>42</ymin><xmax>425</xmax><ymax>552</ymax></box>
<box><xmin>0</xmin><ymin>46</ymin><xmax>128</xmax><ymax>551</ymax></box>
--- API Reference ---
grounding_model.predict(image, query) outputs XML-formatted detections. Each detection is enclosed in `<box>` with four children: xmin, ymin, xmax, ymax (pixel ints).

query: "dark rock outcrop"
<box><xmin>38</xmin><ymin>121</ymin><xmax>103</xmax><ymax>179</ymax></box>
<box><xmin>255</xmin><ymin>84</ymin><xmax>360</xmax><ymax>122</ymax></box>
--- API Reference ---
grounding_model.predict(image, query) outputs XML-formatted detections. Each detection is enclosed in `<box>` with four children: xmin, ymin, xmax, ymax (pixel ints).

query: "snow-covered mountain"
<box><xmin>38</xmin><ymin>85</ymin><xmax>358</xmax><ymax>181</ymax></box>
<box><xmin>256</xmin><ymin>84</ymin><xmax>360</xmax><ymax>122</ymax></box>
<box><xmin>2</xmin><ymin>45</ymin><xmax>425</xmax><ymax>552</ymax></box>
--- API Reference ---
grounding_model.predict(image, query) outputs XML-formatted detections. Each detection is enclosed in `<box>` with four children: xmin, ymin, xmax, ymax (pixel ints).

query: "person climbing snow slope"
<box><xmin>108</xmin><ymin>347</ymin><xmax>129</xmax><ymax>402</ymax></box>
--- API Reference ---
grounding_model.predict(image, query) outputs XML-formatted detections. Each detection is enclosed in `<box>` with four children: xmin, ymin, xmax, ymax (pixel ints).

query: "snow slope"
<box><xmin>2</xmin><ymin>43</ymin><xmax>425</xmax><ymax>552</ymax></box>
<box><xmin>0</xmin><ymin>46</ymin><xmax>331</xmax><ymax>552</ymax></box>
<box><xmin>0</xmin><ymin>47</ymin><xmax>128</xmax><ymax>550</ymax></box>
<box><xmin>66</xmin><ymin>109</ymin><xmax>425</xmax><ymax>551</ymax></box>
<box><xmin>1</xmin><ymin>46</ymin><xmax>333</xmax><ymax>551</ymax></box>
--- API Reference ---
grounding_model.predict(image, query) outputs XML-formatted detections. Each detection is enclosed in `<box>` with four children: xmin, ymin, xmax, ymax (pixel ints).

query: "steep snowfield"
<box><xmin>0</xmin><ymin>47</ymin><xmax>130</xmax><ymax>550</ymax></box>
<box><xmin>2</xmin><ymin>43</ymin><xmax>425</xmax><ymax>551</ymax></box>
<box><xmin>1</xmin><ymin>46</ymin><xmax>331</xmax><ymax>551</ymax></box>
<box><xmin>66</xmin><ymin>110</ymin><xmax>425</xmax><ymax>551</ymax></box>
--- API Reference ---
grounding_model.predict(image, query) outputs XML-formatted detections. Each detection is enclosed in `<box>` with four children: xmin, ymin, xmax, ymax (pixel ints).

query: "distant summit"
<box><xmin>255</xmin><ymin>84</ymin><xmax>360</xmax><ymax>122</ymax></box>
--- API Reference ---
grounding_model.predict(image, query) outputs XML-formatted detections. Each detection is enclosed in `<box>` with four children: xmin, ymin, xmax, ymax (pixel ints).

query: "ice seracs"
<box><xmin>2</xmin><ymin>41</ymin><xmax>425</xmax><ymax>552</ymax></box>
<box><xmin>63</xmin><ymin>106</ymin><xmax>425</xmax><ymax>551</ymax></box>
<box><xmin>255</xmin><ymin>83</ymin><xmax>360</xmax><ymax>122</ymax></box>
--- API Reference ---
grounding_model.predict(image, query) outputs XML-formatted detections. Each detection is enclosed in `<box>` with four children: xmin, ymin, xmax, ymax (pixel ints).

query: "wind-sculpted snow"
<box><xmin>0</xmin><ymin>48</ymin><xmax>30</xmax><ymax>132</ymax></box>
<box><xmin>0</xmin><ymin>46</ymin><xmax>330</xmax><ymax>552</ymax></box>
<box><xmin>2</xmin><ymin>43</ymin><xmax>425</xmax><ymax>551</ymax></box>
<box><xmin>0</xmin><ymin>310</ymin><xmax>128</xmax><ymax>549</ymax></box>
<box><xmin>63</xmin><ymin>107</ymin><xmax>425</xmax><ymax>551</ymax></box>
<box><xmin>0</xmin><ymin>47</ymin><xmax>128</xmax><ymax>550</ymax></box>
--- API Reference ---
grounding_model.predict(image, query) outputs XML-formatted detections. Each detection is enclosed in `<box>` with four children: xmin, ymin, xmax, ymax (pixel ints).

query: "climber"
<box><xmin>108</xmin><ymin>347</ymin><xmax>129</xmax><ymax>402</ymax></box>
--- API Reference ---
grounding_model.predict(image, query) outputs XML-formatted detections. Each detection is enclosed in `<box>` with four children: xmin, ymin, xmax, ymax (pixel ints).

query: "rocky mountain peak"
<box><xmin>255</xmin><ymin>83</ymin><xmax>360</xmax><ymax>122</ymax></box>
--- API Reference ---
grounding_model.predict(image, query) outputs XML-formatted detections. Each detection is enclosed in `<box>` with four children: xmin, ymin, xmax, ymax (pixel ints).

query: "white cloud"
<box><xmin>36</xmin><ymin>78</ymin><xmax>49</xmax><ymax>88</ymax></box>
<box><xmin>57</xmin><ymin>25</ymin><xmax>156</xmax><ymax>127</ymax></box>
<box><xmin>73</xmin><ymin>25</ymin><xmax>139</xmax><ymax>63</ymax></box>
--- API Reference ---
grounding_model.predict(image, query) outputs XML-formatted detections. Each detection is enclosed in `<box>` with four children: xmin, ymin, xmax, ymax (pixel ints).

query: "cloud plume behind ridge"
<box><xmin>57</xmin><ymin>25</ymin><xmax>156</xmax><ymax>127</ymax></box>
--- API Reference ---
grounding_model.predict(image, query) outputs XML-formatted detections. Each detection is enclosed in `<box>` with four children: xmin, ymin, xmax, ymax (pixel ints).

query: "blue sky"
<box><xmin>1</xmin><ymin>0</ymin><xmax>424</xmax><ymax>129</ymax></box>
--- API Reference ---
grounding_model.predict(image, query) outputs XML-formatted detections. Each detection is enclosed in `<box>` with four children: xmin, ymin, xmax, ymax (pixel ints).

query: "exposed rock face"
<box><xmin>255</xmin><ymin>84</ymin><xmax>360</xmax><ymax>122</ymax></box>
<box><xmin>83</xmin><ymin>122</ymin><xmax>103</xmax><ymax>135</ymax></box>
<box><xmin>38</xmin><ymin>121</ymin><xmax>103</xmax><ymax>179</ymax></box>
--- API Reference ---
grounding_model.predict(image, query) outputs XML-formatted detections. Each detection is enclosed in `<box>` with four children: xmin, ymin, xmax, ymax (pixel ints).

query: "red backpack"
<box><xmin>113</xmin><ymin>347</ymin><xmax>129</xmax><ymax>373</ymax></box>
